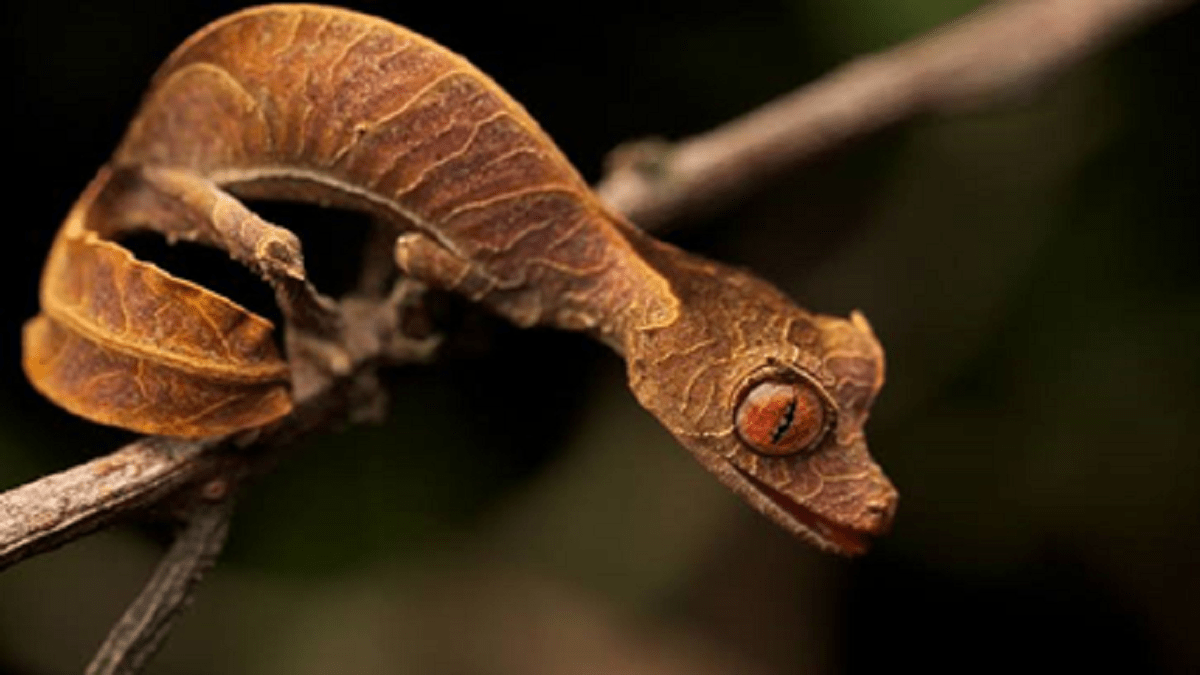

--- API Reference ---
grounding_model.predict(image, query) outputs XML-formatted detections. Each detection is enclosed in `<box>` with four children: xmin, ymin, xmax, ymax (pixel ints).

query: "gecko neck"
<box><xmin>585</xmin><ymin>212</ymin><xmax>687</xmax><ymax>357</ymax></box>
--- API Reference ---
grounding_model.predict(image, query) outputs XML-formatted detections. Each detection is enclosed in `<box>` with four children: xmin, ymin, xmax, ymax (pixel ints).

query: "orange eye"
<box><xmin>735</xmin><ymin>379</ymin><xmax>828</xmax><ymax>456</ymax></box>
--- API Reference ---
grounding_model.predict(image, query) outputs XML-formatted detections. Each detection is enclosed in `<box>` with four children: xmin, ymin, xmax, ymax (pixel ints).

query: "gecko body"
<box><xmin>25</xmin><ymin>5</ymin><xmax>896</xmax><ymax>553</ymax></box>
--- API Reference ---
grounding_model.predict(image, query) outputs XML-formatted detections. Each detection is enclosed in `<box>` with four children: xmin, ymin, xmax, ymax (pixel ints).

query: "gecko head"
<box><xmin>626</xmin><ymin>263</ymin><xmax>897</xmax><ymax>555</ymax></box>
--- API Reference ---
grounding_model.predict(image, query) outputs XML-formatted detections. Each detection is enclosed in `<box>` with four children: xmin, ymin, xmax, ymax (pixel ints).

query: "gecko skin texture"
<box><xmin>26</xmin><ymin>4</ymin><xmax>896</xmax><ymax>554</ymax></box>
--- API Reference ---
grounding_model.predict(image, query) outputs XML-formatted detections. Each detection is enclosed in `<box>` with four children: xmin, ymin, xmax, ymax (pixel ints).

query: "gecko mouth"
<box><xmin>732</xmin><ymin>464</ymin><xmax>873</xmax><ymax>555</ymax></box>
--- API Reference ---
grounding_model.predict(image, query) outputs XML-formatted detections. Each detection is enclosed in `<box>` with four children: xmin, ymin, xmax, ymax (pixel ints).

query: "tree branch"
<box><xmin>1</xmin><ymin>285</ymin><xmax>435</xmax><ymax>571</ymax></box>
<box><xmin>85</xmin><ymin>493</ymin><xmax>236</xmax><ymax>675</ymax></box>
<box><xmin>0</xmin><ymin>437</ymin><xmax>217</xmax><ymax>571</ymax></box>
<box><xmin>597</xmin><ymin>0</ymin><xmax>1194</xmax><ymax>231</ymax></box>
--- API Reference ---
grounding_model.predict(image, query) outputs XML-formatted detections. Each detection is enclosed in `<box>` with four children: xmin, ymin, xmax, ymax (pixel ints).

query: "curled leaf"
<box><xmin>23</xmin><ymin>170</ymin><xmax>291</xmax><ymax>438</ymax></box>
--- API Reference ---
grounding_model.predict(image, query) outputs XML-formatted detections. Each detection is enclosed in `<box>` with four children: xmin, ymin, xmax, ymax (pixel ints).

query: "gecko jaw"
<box><xmin>730</xmin><ymin>463</ymin><xmax>879</xmax><ymax>556</ymax></box>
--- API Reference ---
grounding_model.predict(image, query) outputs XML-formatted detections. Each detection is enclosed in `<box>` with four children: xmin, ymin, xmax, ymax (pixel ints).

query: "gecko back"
<box><xmin>117</xmin><ymin>5</ymin><xmax>675</xmax><ymax>338</ymax></box>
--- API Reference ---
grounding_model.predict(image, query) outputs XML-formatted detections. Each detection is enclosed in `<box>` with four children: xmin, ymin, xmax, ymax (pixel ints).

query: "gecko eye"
<box><xmin>735</xmin><ymin>379</ymin><xmax>830</xmax><ymax>456</ymax></box>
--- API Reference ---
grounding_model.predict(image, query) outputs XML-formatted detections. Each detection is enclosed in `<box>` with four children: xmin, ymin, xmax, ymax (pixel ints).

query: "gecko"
<box><xmin>23</xmin><ymin>4</ymin><xmax>896</xmax><ymax>554</ymax></box>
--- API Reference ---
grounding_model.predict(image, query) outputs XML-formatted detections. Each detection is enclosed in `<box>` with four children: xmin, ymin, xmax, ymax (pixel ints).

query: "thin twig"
<box><xmin>597</xmin><ymin>0</ymin><xmax>1194</xmax><ymax>230</ymax></box>
<box><xmin>85</xmin><ymin>493</ymin><xmax>236</xmax><ymax>675</ymax></box>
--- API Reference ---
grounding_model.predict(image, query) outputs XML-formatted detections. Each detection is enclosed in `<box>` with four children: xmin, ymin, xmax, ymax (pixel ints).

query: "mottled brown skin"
<box><xmin>23</xmin><ymin>4</ymin><xmax>896</xmax><ymax>553</ymax></box>
<box><xmin>24</xmin><ymin>168</ymin><xmax>294</xmax><ymax>437</ymax></box>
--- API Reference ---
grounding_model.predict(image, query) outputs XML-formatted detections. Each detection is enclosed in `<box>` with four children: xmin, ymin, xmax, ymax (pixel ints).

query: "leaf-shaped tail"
<box><xmin>23</xmin><ymin>170</ymin><xmax>291</xmax><ymax>438</ymax></box>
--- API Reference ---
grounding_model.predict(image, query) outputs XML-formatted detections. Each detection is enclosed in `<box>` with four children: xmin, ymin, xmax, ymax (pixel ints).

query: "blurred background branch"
<box><xmin>598</xmin><ymin>0</ymin><xmax>1194</xmax><ymax>230</ymax></box>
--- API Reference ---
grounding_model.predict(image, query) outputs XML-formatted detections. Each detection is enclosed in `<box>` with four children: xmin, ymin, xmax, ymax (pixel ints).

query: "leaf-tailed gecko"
<box><xmin>24</xmin><ymin>4</ymin><xmax>896</xmax><ymax>554</ymax></box>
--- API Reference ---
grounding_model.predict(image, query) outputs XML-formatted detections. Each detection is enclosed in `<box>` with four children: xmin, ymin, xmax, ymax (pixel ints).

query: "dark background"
<box><xmin>1</xmin><ymin>1</ymin><xmax>1198</xmax><ymax>673</ymax></box>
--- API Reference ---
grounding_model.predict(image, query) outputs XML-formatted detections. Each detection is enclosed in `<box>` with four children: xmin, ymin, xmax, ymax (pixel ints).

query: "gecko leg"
<box><xmin>394</xmin><ymin>232</ymin><xmax>544</xmax><ymax>328</ymax></box>
<box><xmin>93</xmin><ymin>165</ymin><xmax>340</xmax><ymax>338</ymax></box>
<box><xmin>393</xmin><ymin>232</ymin><xmax>499</xmax><ymax>302</ymax></box>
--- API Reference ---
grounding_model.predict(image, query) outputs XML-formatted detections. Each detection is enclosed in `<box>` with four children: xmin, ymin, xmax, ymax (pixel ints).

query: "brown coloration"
<box><xmin>619</xmin><ymin>234</ymin><xmax>896</xmax><ymax>553</ymax></box>
<box><xmin>23</xmin><ymin>4</ymin><xmax>895</xmax><ymax>553</ymax></box>
<box><xmin>24</xmin><ymin>168</ymin><xmax>292</xmax><ymax>438</ymax></box>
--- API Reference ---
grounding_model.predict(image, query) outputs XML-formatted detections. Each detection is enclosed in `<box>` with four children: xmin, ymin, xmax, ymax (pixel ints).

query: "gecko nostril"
<box><xmin>863</xmin><ymin>500</ymin><xmax>897</xmax><ymax>532</ymax></box>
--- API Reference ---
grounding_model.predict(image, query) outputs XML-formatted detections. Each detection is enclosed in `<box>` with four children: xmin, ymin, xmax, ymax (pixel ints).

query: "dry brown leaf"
<box><xmin>23</xmin><ymin>168</ymin><xmax>291</xmax><ymax>438</ymax></box>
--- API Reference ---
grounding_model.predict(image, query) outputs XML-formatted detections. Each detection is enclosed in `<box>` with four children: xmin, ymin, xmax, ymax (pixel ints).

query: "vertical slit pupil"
<box><xmin>737</xmin><ymin>378</ymin><xmax>829</xmax><ymax>456</ymax></box>
<box><xmin>771</xmin><ymin>394</ymin><xmax>797</xmax><ymax>445</ymax></box>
